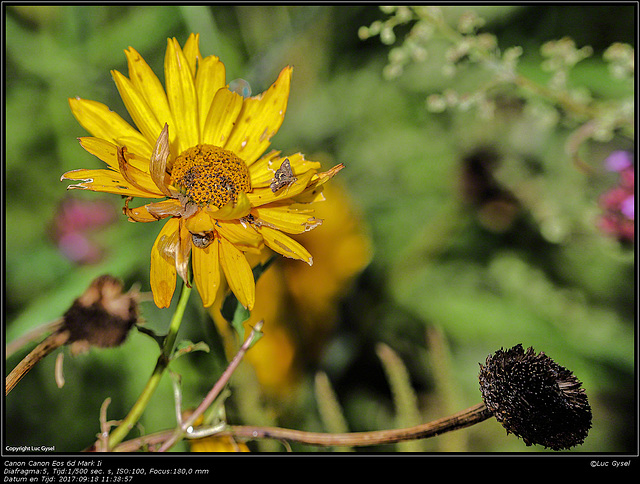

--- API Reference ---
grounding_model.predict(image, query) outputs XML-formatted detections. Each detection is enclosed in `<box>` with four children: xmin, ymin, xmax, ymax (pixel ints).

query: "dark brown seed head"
<box><xmin>479</xmin><ymin>344</ymin><xmax>592</xmax><ymax>450</ymax></box>
<box><xmin>62</xmin><ymin>275</ymin><xmax>138</xmax><ymax>350</ymax></box>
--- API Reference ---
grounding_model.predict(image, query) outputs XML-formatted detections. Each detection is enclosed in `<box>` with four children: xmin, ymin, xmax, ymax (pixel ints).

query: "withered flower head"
<box><xmin>63</xmin><ymin>275</ymin><xmax>138</xmax><ymax>352</ymax></box>
<box><xmin>478</xmin><ymin>344</ymin><xmax>592</xmax><ymax>450</ymax></box>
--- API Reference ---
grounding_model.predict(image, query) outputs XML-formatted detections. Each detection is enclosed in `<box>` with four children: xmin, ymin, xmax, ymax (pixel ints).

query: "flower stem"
<box><xmin>113</xmin><ymin>401</ymin><xmax>493</xmax><ymax>451</ymax></box>
<box><xmin>5</xmin><ymin>318</ymin><xmax>64</xmax><ymax>359</ymax></box>
<box><xmin>219</xmin><ymin>401</ymin><xmax>492</xmax><ymax>447</ymax></box>
<box><xmin>107</xmin><ymin>282</ymin><xmax>192</xmax><ymax>449</ymax></box>
<box><xmin>156</xmin><ymin>320</ymin><xmax>264</xmax><ymax>452</ymax></box>
<box><xmin>5</xmin><ymin>329</ymin><xmax>70</xmax><ymax>395</ymax></box>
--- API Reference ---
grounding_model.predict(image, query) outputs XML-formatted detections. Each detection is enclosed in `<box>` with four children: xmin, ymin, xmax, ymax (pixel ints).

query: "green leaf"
<box><xmin>251</xmin><ymin>254</ymin><xmax>278</xmax><ymax>280</ymax></box>
<box><xmin>220</xmin><ymin>289</ymin><xmax>250</xmax><ymax>341</ymax></box>
<box><xmin>172</xmin><ymin>340</ymin><xmax>211</xmax><ymax>360</ymax></box>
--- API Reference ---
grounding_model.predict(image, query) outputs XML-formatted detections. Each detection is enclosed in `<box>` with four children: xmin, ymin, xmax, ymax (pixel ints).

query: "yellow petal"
<box><xmin>246</xmin><ymin>169</ymin><xmax>315</xmax><ymax>207</ymax></box>
<box><xmin>308</xmin><ymin>163</ymin><xmax>345</xmax><ymax>188</ymax></box>
<box><xmin>215</xmin><ymin>220</ymin><xmax>263</xmax><ymax>251</ymax></box>
<box><xmin>149</xmin><ymin>124</ymin><xmax>173</xmax><ymax>196</ymax></box>
<box><xmin>125</xmin><ymin>205</ymin><xmax>162</xmax><ymax>223</ymax></box>
<box><xmin>293</xmin><ymin>189</ymin><xmax>326</xmax><ymax>204</ymax></box>
<box><xmin>143</xmin><ymin>199</ymin><xmax>184</xmax><ymax>220</ymax></box>
<box><xmin>292</xmin><ymin>163</ymin><xmax>345</xmax><ymax>204</ymax></box>
<box><xmin>181</xmin><ymin>33</ymin><xmax>201</xmax><ymax>77</ymax></box>
<box><xmin>69</xmin><ymin>97</ymin><xmax>147</xmax><ymax>146</ymax></box>
<box><xmin>151</xmin><ymin>218</ymin><xmax>179</xmax><ymax>308</ymax></box>
<box><xmin>111</xmin><ymin>69</ymin><xmax>164</xmax><ymax>149</ymax></box>
<box><xmin>126</xmin><ymin>150</ymin><xmax>156</xmax><ymax>173</ymax></box>
<box><xmin>125</xmin><ymin>199</ymin><xmax>181</xmax><ymax>223</ymax></box>
<box><xmin>225</xmin><ymin>66</ymin><xmax>292</xmax><ymax>166</ymax></box>
<box><xmin>259</xmin><ymin>226</ymin><xmax>313</xmax><ymax>265</ymax></box>
<box><xmin>184</xmin><ymin>209</ymin><xmax>216</xmax><ymax>234</ymax></box>
<box><xmin>176</xmin><ymin>219</ymin><xmax>192</xmax><ymax>285</ymax></box>
<box><xmin>205</xmin><ymin>192</ymin><xmax>251</xmax><ymax>220</ymax></box>
<box><xmin>196</xmin><ymin>55</ymin><xmax>227</xmax><ymax>137</ymax></box>
<box><xmin>165</xmin><ymin>37</ymin><xmax>199</xmax><ymax>152</ymax></box>
<box><xmin>252</xmin><ymin>205</ymin><xmax>322</xmax><ymax>234</ymax></box>
<box><xmin>192</xmin><ymin>233</ymin><xmax>221</xmax><ymax>308</ymax></box>
<box><xmin>79</xmin><ymin>136</ymin><xmax>151</xmax><ymax>174</ymax></box>
<box><xmin>77</xmin><ymin>137</ymin><xmax>120</xmax><ymax>171</ymax></box>
<box><xmin>61</xmin><ymin>168</ymin><xmax>163</xmax><ymax>198</ymax></box>
<box><xmin>218</xmin><ymin>236</ymin><xmax>255</xmax><ymax>310</ymax></box>
<box><xmin>249</xmin><ymin>152</ymin><xmax>321</xmax><ymax>188</ymax></box>
<box><xmin>201</xmin><ymin>87</ymin><xmax>244</xmax><ymax>147</ymax></box>
<box><xmin>247</xmin><ymin>150</ymin><xmax>281</xmax><ymax>185</ymax></box>
<box><xmin>116</xmin><ymin>135</ymin><xmax>154</xmax><ymax>160</ymax></box>
<box><xmin>124</xmin><ymin>46</ymin><xmax>175</xmax><ymax>141</ymax></box>
<box><xmin>117</xmin><ymin>146</ymin><xmax>166</xmax><ymax>195</ymax></box>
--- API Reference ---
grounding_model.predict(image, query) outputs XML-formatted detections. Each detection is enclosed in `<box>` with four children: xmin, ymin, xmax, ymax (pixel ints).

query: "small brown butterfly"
<box><xmin>270</xmin><ymin>158</ymin><xmax>298</xmax><ymax>193</ymax></box>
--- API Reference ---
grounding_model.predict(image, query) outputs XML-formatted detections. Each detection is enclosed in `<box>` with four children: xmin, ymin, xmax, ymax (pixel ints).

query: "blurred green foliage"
<box><xmin>4</xmin><ymin>5</ymin><xmax>635</xmax><ymax>453</ymax></box>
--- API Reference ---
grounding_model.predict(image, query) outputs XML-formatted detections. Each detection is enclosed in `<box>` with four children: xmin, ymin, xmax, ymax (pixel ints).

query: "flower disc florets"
<box><xmin>171</xmin><ymin>144</ymin><xmax>251</xmax><ymax>208</ymax></box>
<box><xmin>479</xmin><ymin>344</ymin><xmax>592</xmax><ymax>450</ymax></box>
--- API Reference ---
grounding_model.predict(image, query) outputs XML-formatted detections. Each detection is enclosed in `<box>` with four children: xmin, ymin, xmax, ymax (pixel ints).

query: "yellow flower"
<box><xmin>62</xmin><ymin>34</ymin><xmax>343</xmax><ymax>310</ymax></box>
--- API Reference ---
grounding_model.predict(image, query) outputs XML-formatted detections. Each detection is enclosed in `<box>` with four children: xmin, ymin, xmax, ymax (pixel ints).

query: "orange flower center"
<box><xmin>170</xmin><ymin>145</ymin><xmax>251</xmax><ymax>208</ymax></box>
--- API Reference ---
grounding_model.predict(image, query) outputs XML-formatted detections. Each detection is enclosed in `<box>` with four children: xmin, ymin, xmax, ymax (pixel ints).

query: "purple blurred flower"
<box><xmin>604</xmin><ymin>150</ymin><xmax>633</xmax><ymax>172</ymax></box>
<box><xmin>599</xmin><ymin>150</ymin><xmax>634</xmax><ymax>243</ymax></box>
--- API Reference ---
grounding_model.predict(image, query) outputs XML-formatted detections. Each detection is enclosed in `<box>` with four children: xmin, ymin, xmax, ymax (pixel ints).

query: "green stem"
<box><xmin>156</xmin><ymin>320</ymin><xmax>264</xmax><ymax>452</ymax></box>
<box><xmin>107</xmin><ymin>282</ymin><xmax>192</xmax><ymax>449</ymax></box>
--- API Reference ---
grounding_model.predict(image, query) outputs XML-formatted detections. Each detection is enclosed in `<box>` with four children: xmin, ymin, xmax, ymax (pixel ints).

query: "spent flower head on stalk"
<box><xmin>62</xmin><ymin>33</ymin><xmax>344</xmax><ymax>310</ymax></box>
<box><xmin>6</xmin><ymin>275</ymin><xmax>139</xmax><ymax>395</ymax></box>
<box><xmin>479</xmin><ymin>344</ymin><xmax>592</xmax><ymax>450</ymax></box>
<box><xmin>116</xmin><ymin>343</ymin><xmax>591</xmax><ymax>451</ymax></box>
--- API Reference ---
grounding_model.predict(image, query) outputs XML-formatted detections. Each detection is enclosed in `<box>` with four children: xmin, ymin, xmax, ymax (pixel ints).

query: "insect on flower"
<box><xmin>191</xmin><ymin>232</ymin><xmax>214</xmax><ymax>249</ymax></box>
<box><xmin>270</xmin><ymin>158</ymin><xmax>298</xmax><ymax>193</ymax></box>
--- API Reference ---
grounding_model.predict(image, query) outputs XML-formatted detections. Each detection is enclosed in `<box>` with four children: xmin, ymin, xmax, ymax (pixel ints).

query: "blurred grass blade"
<box><xmin>376</xmin><ymin>342</ymin><xmax>425</xmax><ymax>452</ymax></box>
<box><xmin>314</xmin><ymin>371</ymin><xmax>353</xmax><ymax>452</ymax></box>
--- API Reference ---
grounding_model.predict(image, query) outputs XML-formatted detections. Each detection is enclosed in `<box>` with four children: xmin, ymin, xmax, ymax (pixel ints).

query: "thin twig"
<box><xmin>5</xmin><ymin>318</ymin><xmax>64</xmax><ymax>358</ymax></box>
<box><xmin>97</xmin><ymin>398</ymin><xmax>120</xmax><ymax>452</ymax></box>
<box><xmin>6</xmin><ymin>329</ymin><xmax>70</xmax><ymax>395</ymax></box>
<box><xmin>156</xmin><ymin>320</ymin><xmax>264</xmax><ymax>452</ymax></box>
<box><xmin>220</xmin><ymin>401</ymin><xmax>492</xmax><ymax>447</ymax></box>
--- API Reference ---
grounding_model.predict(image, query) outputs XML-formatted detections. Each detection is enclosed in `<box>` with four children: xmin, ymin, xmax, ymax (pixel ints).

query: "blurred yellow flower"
<box><xmin>62</xmin><ymin>33</ymin><xmax>343</xmax><ymax>310</ymax></box>
<box><xmin>213</xmin><ymin>181</ymin><xmax>372</xmax><ymax>396</ymax></box>
<box><xmin>189</xmin><ymin>435</ymin><xmax>250</xmax><ymax>453</ymax></box>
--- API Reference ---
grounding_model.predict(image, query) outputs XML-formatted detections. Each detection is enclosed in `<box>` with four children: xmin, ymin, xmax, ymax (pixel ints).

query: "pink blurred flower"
<box><xmin>50</xmin><ymin>198</ymin><xmax>117</xmax><ymax>264</ymax></box>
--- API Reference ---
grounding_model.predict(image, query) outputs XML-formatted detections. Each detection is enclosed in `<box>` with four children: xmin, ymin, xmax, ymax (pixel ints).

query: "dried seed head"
<box><xmin>478</xmin><ymin>344</ymin><xmax>592</xmax><ymax>450</ymax></box>
<box><xmin>62</xmin><ymin>275</ymin><xmax>138</xmax><ymax>351</ymax></box>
